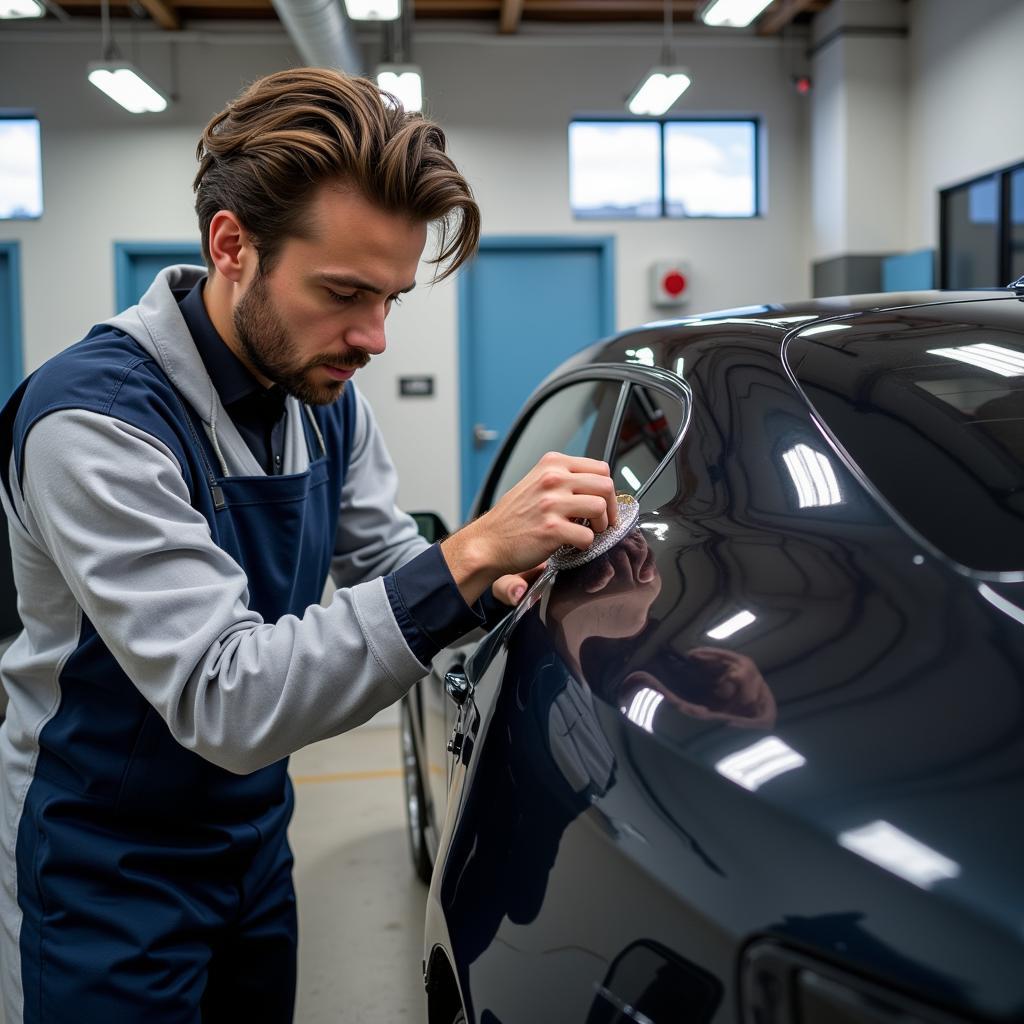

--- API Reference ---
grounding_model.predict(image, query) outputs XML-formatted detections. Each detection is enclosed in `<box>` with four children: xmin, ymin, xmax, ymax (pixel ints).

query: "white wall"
<box><xmin>905</xmin><ymin>0</ymin><xmax>1024</xmax><ymax>250</ymax></box>
<box><xmin>810</xmin><ymin>0</ymin><xmax>908</xmax><ymax>261</ymax></box>
<box><xmin>0</xmin><ymin>23</ymin><xmax>810</xmax><ymax>524</ymax></box>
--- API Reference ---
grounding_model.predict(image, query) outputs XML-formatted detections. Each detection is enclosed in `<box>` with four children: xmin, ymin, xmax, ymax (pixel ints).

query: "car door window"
<box><xmin>610</xmin><ymin>385</ymin><xmax>686</xmax><ymax>509</ymax></box>
<box><xmin>486</xmin><ymin>379</ymin><xmax>622</xmax><ymax>510</ymax></box>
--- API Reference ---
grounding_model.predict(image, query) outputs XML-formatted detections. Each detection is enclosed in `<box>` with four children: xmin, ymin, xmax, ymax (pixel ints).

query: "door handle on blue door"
<box><xmin>473</xmin><ymin>424</ymin><xmax>498</xmax><ymax>447</ymax></box>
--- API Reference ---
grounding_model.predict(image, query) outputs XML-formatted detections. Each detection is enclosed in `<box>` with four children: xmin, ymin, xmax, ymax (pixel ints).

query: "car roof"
<box><xmin>557</xmin><ymin>289</ymin><xmax>1021</xmax><ymax>378</ymax></box>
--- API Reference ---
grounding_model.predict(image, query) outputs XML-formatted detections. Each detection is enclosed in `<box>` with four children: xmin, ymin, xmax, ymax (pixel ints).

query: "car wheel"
<box><xmin>400</xmin><ymin>696</ymin><xmax>434</xmax><ymax>884</ymax></box>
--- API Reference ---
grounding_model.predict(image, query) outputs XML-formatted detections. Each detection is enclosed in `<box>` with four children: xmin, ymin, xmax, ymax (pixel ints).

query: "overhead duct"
<box><xmin>270</xmin><ymin>0</ymin><xmax>365</xmax><ymax>75</ymax></box>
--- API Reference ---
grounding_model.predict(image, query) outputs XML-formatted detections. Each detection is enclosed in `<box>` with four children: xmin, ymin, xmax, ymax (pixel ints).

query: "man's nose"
<box><xmin>346</xmin><ymin>304</ymin><xmax>388</xmax><ymax>356</ymax></box>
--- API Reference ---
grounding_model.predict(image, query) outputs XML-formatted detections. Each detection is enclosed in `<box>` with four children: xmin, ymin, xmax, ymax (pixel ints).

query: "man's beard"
<box><xmin>233</xmin><ymin>271</ymin><xmax>369</xmax><ymax>406</ymax></box>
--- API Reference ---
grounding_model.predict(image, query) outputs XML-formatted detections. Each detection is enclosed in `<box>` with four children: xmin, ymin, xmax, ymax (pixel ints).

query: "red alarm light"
<box><xmin>663</xmin><ymin>270</ymin><xmax>687</xmax><ymax>296</ymax></box>
<box><xmin>650</xmin><ymin>260</ymin><xmax>691</xmax><ymax>307</ymax></box>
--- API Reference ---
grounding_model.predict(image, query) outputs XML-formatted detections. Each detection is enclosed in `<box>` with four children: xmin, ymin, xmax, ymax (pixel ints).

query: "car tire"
<box><xmin>400</xmin><ymin>696</ymin><xmax>434</xmax><ymax>885</ymax></box>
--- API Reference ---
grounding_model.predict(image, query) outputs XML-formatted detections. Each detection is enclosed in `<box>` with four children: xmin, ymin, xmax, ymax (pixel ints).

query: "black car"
<box><xmin>401</xmin><ymin>288</ymin><xmax>1024</xmax><ymax>1024</ymax></box>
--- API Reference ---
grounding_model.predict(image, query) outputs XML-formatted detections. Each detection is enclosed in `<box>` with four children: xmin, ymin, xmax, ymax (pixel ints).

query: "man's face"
<box><xmin>233</xmin><ymin>184</ymin><xmax>427</xmax><ymax>405</ymax></box>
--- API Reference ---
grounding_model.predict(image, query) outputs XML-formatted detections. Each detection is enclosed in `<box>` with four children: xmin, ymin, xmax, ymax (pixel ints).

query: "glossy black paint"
<box><xmin>417</xmin><ymin>291</ymin><xmax>1024</xmax><ymax>1024</ymax></box>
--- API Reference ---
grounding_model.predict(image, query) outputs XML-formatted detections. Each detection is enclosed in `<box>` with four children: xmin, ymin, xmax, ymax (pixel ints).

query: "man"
<box><xmin>0</xmin><ymin>68</ymin><xmax>617</xmax><ymax>1022</ymax></box>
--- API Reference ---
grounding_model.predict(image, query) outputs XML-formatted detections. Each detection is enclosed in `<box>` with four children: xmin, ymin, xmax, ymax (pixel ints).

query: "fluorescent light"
<box><xmin>640</xmin><ymin>522</ymin><xmax>669</xmax><ymax>540</ymax></box>
<box><xmin>699</xmin><ymin>0</ymin><xmax>773</xmax><ymax>28</ymax></box>
<box><xmin>0</xmin><ymin>0</ymin><xmax>43</xmax><ymax>17</ymax></box>
<box><xmin>625</xmin><ymin>346</ymin><xmax>655</xmax><ymax>367</ymax></box>
<box><xmin>798</xmin><ymin>323</ymin><xmax>852</xmax><ymax>337</ymax></box>
<box><xmin>346</xmin><ymin>0</ymin><xmax>400</xmax><ymax>18</ymax></box>
<box><xmin>782</xmin><ymin>443</ymin><xmax>842</xmax><ymax>508</ymax></box>
<box><xmin>706</xmin><ymin>609</ymin><xmax>756</xmax><ymax>640</ymax></box>
<box><xmin>839</xmin><ymin>820</ymin><xmax>960</xmax><ymax>889</ymax></box>
<box><xmin>376</xmin><ymin>65</ymin><xmax>422</xmax><ymax>113</ymax></box>
<box><xmin>716</xmin><ymin>736</ymin><xmax>805</xmax><ymax>791</ymax></box>
<box><xmin>927</xmin><ymin>343</ymin><xmax>1024</xmax><ymax>378</ymax></box>
<box><xmin>619</xmin><ymin>465</ymin><xmax>642</xmax><ymax>491</ymax></box>
<box><xmin>628</xmin><ymin>69</ymin><xmax>691</xmax><ymax>116</ymax></box>
<box><xmin>625</xmin><ymin>688</ymin><xmax>663</xmax><ymax>733</ymax></box>
<box><xmin>88</xmin><ymin>62</ymin><xmax>168</xmax><ymax>113</ymax></box>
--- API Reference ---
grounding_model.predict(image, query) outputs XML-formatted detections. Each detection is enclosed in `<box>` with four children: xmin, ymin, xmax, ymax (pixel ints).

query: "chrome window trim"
<box><xmin>476</xmin><ymin>362</ymin><xmax>693</xmax><ymax>515</ymax></box>
<box><xmin>601</xmin><ymin>382</ymin><xmax>632</xmax><ymax>466</ymax></box>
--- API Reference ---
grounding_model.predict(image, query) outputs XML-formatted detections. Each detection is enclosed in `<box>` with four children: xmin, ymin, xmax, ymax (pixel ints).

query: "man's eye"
<box><xmin>327</xmin><ymin>290</ymin><xmax>356</xmax><ymax>304</ymax></box>
<box><xmin>389</xmin><ymin>295</ymin><xmax>403</xmax><ymax>307</ymax></box>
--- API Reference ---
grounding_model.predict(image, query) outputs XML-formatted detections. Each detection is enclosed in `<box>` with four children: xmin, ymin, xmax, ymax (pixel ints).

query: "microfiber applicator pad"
<box><xmin>547</xmin><ymin>493</ymin><xmax>641</xmax><ymax>572</ymax></box>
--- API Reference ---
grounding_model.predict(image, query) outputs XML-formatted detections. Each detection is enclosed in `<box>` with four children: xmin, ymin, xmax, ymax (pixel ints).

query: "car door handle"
<box><xmin>444</xmin><ymin>668</ymin><xmax>471</xmax><ymax>707</ymax></box>
<box><xmin>473</xmin><ymin>423</ymin><xmax>498</xmax><ymax>447</ymax></box>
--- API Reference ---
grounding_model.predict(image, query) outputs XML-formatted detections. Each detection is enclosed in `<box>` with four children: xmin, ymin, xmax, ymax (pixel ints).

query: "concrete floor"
<box><xmin>290</xmin><ymin>721</ymin><xmax>429</xmax><ymax>1023</ymax></box>
<box><xmin>0</xmin><ymin>719</ymin><xmax>429</xmax><ymax>1023</ymax></box>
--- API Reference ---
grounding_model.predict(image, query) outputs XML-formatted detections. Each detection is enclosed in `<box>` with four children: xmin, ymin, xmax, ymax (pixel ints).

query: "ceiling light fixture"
<box><xmin>627</xmin><ymin>0</ymin><xmax>691</xmax><ymax>116</ymax></box>
<box><xmin>346</xmin><ymin>0</ymin><xmax>400</xmax><ymax>19</ymax></box>
<box><xmin>88</xmin><ymin>63</ymin><xmax>169</xmax><ymax>114</ymax></box>
<box><xmin>377</xmin><ymin>65</ymin><xmax>423</xmax><ymax>113</ymax></box>
<box><xmin>698</xmin><ymin>0</ymin><xmax>774</xmax><ymax>28</ymax></box>
<box><xmin>0</xmin><ymin>0</ymin><xmax>44</xmax><ymax>18</ymax></box>
<box><xmin>88</xmin><ymin>0</ymin><xmax>168</xmax><ymax>113</ymax></box>
<box><xmin>376</xmin><ymin>8</ymin><xmax>421</xmax><ymax>112</ymax></box>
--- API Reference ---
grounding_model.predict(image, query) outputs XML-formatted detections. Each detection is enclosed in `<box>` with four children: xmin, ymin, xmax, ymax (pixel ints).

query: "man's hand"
<box><xmin>441</xmin><ymin>452</ymin><xmax>617</xmax><ymax>607</ymax></box>
<box><xmin>492</xmin><ymin>563</ymin><xmax>547</xmax><ymax>606</ymax></box>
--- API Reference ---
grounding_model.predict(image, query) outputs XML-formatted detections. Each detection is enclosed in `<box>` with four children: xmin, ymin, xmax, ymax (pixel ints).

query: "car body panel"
<box><xmin>417</xmin><ymin>290</ymin><xmax>1024</xmax><ymax>1023</ymax></box>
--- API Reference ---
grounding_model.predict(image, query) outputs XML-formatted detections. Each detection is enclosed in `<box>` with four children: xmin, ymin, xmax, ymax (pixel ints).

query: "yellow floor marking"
<box><xmin>291</xmin><ymin>768</ymin><xmax>403</xmax><ymax>785</ymax></box>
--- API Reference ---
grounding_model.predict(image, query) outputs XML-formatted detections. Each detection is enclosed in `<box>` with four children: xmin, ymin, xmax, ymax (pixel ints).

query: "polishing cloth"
<box><xmin>548</xmin><ymin>493</ymin><xmax>641</xmax><ymax>572</ymax></box>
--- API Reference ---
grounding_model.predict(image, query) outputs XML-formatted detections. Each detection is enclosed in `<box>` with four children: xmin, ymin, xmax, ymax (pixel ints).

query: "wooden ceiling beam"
<box><xmin>757</xmin><ymin>0</ymin><xmax>817</xmax><ymax>35</ymax></box>
<box><xmin>417</xmin><ymin>0</ymin><xmax>699</xmax><ymax>10</ymax></box>
<box><xmin>55</xmin><ymin>0</ymin><xmax>274</xmax><ymax>9</ymax></box>
<box><xmin>499</xmin><ymin>0</ymin><xmax>523</xmax><ymax>32</ymax></box>
<box><xmin>524</xmin><ymin>0</ymin><xmax>700</xmax><ymax>12</ymax></box>
<box><xmin>415</xmin><ymin>0</ymin><xmax>499</xmax><ymax>10</ymax></box>
<box><xmin>137</xmin><ymin>0</ymin><xmax>180</xmax><ymax>28</ymax></box>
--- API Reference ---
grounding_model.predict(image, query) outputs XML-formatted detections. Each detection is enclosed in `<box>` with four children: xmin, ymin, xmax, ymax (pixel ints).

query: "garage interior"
<box><xmin>0</xmin><ymin>0</ymin><xmax>1021</xmax><ymax>1020</ymax></box>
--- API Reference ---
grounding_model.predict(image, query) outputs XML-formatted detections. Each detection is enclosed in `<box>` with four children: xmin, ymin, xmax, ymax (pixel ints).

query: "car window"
<box><xmin>486</xmin><ymin>379</ymin><xmax>622</xmax><ymax>510</ymax></box>
<box><xmin>788</xmin><ymin>307</ymin><xmax>1024</xmax><ymax>572</ymax></box>
<box><xmin>610</xmin><ymin>385</ymin><xmax>686</xmax><ymax>509</ymax></box>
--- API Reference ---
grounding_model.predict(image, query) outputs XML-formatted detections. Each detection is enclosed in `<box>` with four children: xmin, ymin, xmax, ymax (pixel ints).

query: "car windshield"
<box><xmin>788</xmin><ymin>305</ymin><xmax>1024</xmax><ymax>573</ymax></box>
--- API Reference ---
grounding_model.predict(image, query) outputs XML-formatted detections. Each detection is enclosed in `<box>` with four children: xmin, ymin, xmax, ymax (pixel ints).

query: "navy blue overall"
<box><xmin>0</xmin><ymin>326</ymin><xmax>355</xmax><ymax>1022</ymax></box>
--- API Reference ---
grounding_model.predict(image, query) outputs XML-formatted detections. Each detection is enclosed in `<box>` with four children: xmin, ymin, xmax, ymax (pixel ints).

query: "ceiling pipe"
<box><xmin>270</xmin><ymin>0</ymin><xmax>365</xmax><ymax>74</ymax></box>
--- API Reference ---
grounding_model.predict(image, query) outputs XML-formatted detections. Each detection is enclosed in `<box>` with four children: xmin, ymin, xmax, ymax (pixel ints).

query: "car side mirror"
<box><xmin>411</xmin><ymin>511</ymin><xmax>451</xmax><ymax>544</ymax></box>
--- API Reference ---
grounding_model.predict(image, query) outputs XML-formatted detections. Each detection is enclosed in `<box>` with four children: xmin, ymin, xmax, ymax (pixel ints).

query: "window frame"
<box><xmin>476</xmin><ymin>363</ymin><xmax>693</xmax><ymax>517</ymax></box>
<box><xmin>939</xmin><ymin>157</ymin><xmax>1024</xmax><ymax>289</ymax></box>
<box><xmin>569</xmin><ymin>116</ymin><xmax>762</xmax><ymax>221</ymax></box>
<box><xmin>0</xmin><ymin>110</ymin><xmax>44</xmax><ymax>222</ymax></box>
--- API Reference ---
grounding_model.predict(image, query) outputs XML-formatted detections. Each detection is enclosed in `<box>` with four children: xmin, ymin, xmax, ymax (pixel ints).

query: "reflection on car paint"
<box><xmin>421</xmin><ymin>295</ymin><xmax>1024</xmax><ymax>1024</ymax></box>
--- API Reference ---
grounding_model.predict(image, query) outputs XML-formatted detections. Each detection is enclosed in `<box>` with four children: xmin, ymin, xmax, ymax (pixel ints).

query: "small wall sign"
<box><xmin>399</xmin><ymin>376</ymin><xmax>435</xmax><ymax>397</ymax></box>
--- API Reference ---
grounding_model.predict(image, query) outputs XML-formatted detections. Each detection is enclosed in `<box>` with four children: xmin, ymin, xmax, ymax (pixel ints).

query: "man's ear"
<box><xmin>208</xmin><ymin>211</ymin><xmax>258</xmax><ymax>284</ymax></box>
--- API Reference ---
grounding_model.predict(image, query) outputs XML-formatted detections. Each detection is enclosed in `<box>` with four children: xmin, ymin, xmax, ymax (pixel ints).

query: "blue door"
<box><xmin>458</xmin><ymin>237</ymin><xmax>615</xmax><ymax>518</ymax></box>
<box><xmin>115</xmin><ymin>242</ymin><xmax>204</xmax><ymax>311</ymax></box>
<box><xmin>0</xmin><ymin>242</ymin><xmax>24</xmax><ymax>403</ymax></box>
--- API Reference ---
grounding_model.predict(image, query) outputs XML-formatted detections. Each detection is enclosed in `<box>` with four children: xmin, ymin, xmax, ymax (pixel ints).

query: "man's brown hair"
<box><xmin>194</xmin><ymin>68</ymin><xmax>479</xmax><ymax>280</ymax></box>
